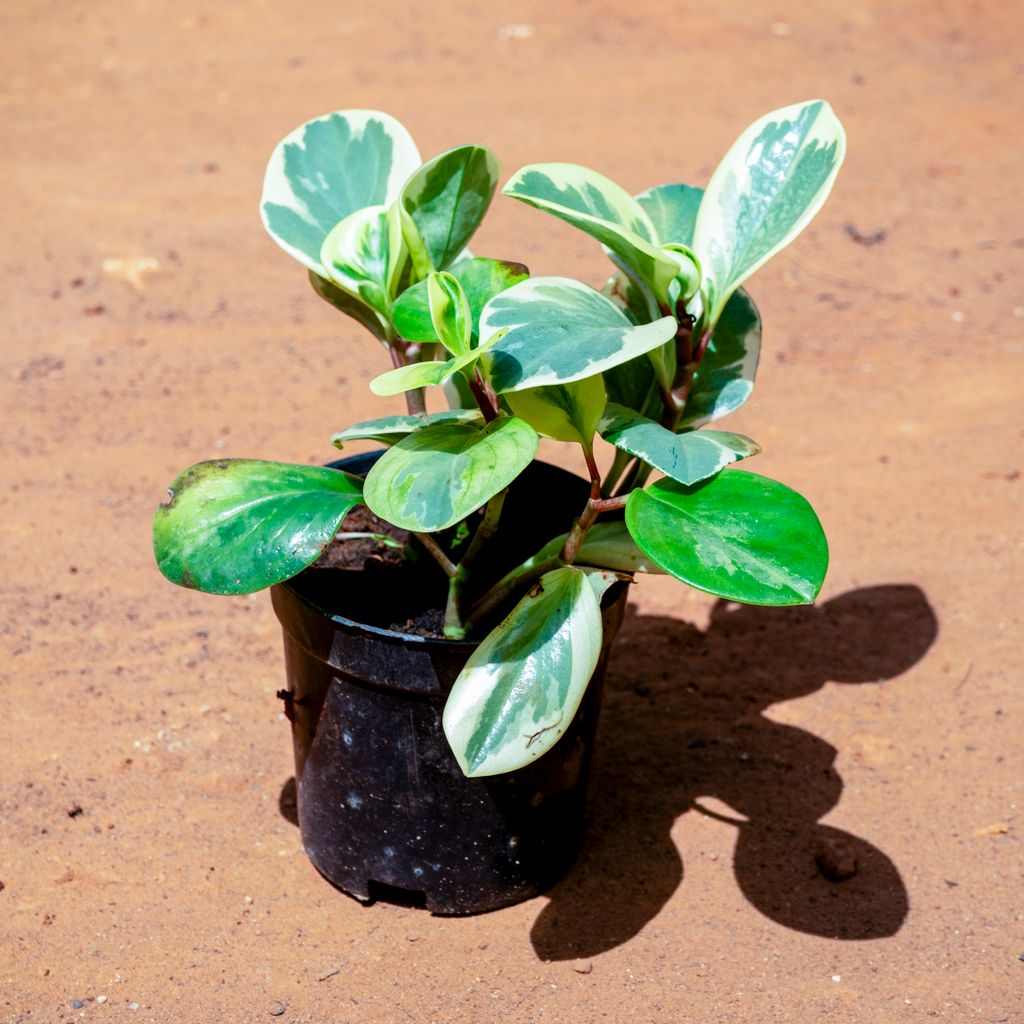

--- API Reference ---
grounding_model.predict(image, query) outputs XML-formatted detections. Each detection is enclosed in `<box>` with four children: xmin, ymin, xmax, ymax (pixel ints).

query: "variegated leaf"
<box><xmin>478</xmin><ymin>277</ymin><xmax>677</xmax><ymax>393</ymax></box>
<box><xmin>503</xmin><ymin>163</ymin><xmax>678</xmax><ymax>301</ymax></box>
<box><xmin>625</xmin><ymin>471</ymin><xmax>829</xmax><ymax>605</ymax></box>
<box><xmin>319</xmin><ymin>203</ymin><xmax>405</xmax><ymax>317</ymax></box>
<box><xmin>363</xmin><ymin>417</ymin><xmax>538</xmax><ymax>531</ymax></box>
<box><xmin>391</xmin><ymin>257</ymin><xmax>529</xmax><ymax>344</ymax></box>
<box><xmin>443</xmin><ymin>567</ymin><xmax>616</xmax><ymax>777</ymax></box>
<box><xmin>693</xmin><ymin>100</ymin><xmax>846</xmax><ymax>325</ymax></box>
<box><xmin>401</xmin><ymin>145</ymin><xmax>501</xmax><ymax>273</ymax></box>
<box><xmin>600</xmin><ymin>402</ymin><xmax>760</xmax><ymax>486</ymax></box>
<box><xmin>527</xmin><ymin>521</ymin><xmax>664</xmax><ymax>575</ymax></box>
<box><xmin>504</xmin><ymin>376</ymin><xmax>606</xmax><ymax>445</ymax></box>
<box><xmin>309</xmin><ymin>271</ymin><xmax>389</xmax><ymax>340</ymax></box>
<box><xmin>428</xmin><ymin>271</ymin><xmax>472</xmax><ymax>355</ymax></box>
<box><xmin>261</xmin><ymin>110</ymin><xmax>421</xmax><ymax>275</ymax></box>
<box><xmin>680</xmin><ymin>287</ymin><xmax>762</xmax><ymax>428</ymax></box>
<box><xmin>331</xmin><ymin>409</ymin><xmax>483</xmax><ymax>448</ymax></box>
<box><xmin>153</xmin><ymin>460</ymin><xmax>363</xmax><ymax>595</ymax></box>
<box><xmin>636</xmin><ymin>183</ymin><xmax>704</xmax><ymax>247</ymax></box>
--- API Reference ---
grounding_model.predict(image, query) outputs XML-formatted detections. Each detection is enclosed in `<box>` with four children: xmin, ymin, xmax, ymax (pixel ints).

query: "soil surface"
<box><xmin>2</xmin><ymin>2</ymin><xmax>1022</xmax><ymax>1022</ymax></box>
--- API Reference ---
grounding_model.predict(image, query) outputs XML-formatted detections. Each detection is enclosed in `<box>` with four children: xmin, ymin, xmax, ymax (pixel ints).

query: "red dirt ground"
<box><xmin>2</xmin><ymin>1</ymin><xmax>1022</xmax><ymax>1021</ymax></box>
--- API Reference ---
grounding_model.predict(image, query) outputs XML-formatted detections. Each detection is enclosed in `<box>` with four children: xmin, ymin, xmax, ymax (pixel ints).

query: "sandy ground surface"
<box><xmin>2</xmin><ymin>1</ymin><xmax>1022</xmax><ymax>1021</ymax></box>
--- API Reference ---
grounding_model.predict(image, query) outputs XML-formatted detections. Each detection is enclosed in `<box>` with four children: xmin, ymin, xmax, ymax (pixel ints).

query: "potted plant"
<box><xmin>153</xmin><ymin>100</ymin><xmax>845</xmax><ymax>913</ymax></box>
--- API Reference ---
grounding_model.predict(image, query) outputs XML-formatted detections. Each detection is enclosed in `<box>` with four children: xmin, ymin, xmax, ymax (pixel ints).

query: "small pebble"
<box><xmin>270</xmin><ymin>1002</ymin><xmax>286</xmax><ymax>1016</ymax></box>
<box><xmin>72</xmin><ymin>1000</ymin><xmax>84</xmax><ymax>1009</ymax></box>
<box><xmin>129</xmin><ymin>1003</ymin><xmax>140</xmax><ymax>1011</ymax></box>
<box><xmin>571</xmin><ymin>958</ymin><xmax>593</xmax><ymax>974</ymax></box>
<box><xmin>97</xmin><ymin>995</ymin><xmax>108</xmax><ymax>1004</ymax></box>
<box><xmin>406</xmin><ymin>931</ymin><xmax>420</xmax><ymax>942</ymax></box>
<box><xmin>816</xmin><ymin>837</ymin><xmax>859</xmax><ymax>882</ymax></box>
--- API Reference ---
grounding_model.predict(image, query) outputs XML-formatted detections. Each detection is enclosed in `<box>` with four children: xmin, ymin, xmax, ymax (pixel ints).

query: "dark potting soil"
<box><xmin>310</xmin><ymin>505</ymin><xmax>409</xmax><ymax>571</ymax></box>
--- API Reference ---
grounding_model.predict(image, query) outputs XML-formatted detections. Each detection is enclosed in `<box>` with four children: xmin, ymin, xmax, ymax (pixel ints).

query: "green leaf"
<box><xmin>153</xmin><ymin>460</ymin><xmax>364</xmax><ymax>595</ymax></box>
<box><xmin>392</xmin><ymin>257</ymin><xmax>529</xmax><ymax>344</ymax></box>
<box><xmin>368</xmin><ymin>360</ymin><xmax>452</xmax><ymax>396</ymax></box>
<box><xmin>504</xmin><ymin>376</ymin><xmax>606</xmax><ymax>445</ymax></box>
<box><xmin>528</xmin><ymin>522</ymin><xmax>664</xmax><ymax>575</ymax></box>
<box><xmin>400</xmin><ymin>144</ymin><xmax>501</xmax><ymax>272</ymax></box>
<box><xmin>442</xmin><ymin>567</ymin><xmax>616</xmax><ymax>776</ymax></box>
<box><xmin>331</xmin><ymin>409</ymin><xmax>483</xmax><ymax>448</ymax></box>
<box><xmin>625</xmin><ymin>471</ymin><xmax>828</xmax><ymax>605</ymax></box>
<box><xmin>261</xmin><ymin>109</ymin><xmax>421</xmax><ymax>275</ymax></box>
<box><xmin>309</xmin><ymin>271</ymin><xmax>389</xmax><ymax>341</ymax></box>
<box><xmin>636</xmin><ymin>183</ymin><xmax>704</xmax><ymax>246</ymax></box>
<box><xmin>503</xmin><ymin>163</ymin><xmax>679</xmax><ymax>301</ymax></box>
<box><xmin>363</xmin><ymin>417</ymin><xmax>538</xmax><ymax>531</ymax></box>
<box><xmin>693</xmin><ymin>100</ymin><xmax>846</xmax><ymax>325</ymax></box>
<box><xmin>661</xmin><ymin>243</ymin><xmax>702</xmax><ymax>305</ymax></box>
<box><xmin>601</xmin><ymin>403</ymin><xmax>759</xmax><ymax>486</ymax></box>
<box><xmin>478</xmin><ymin>277</ymin><xmax>677</xmax><ymax>393</ymax></box>
<box><xmin>319</xmin><ymin>203</ymin><xmax>405</xmax><ymax>318</ymax></box>
<box><xmin>428</xmin><ymin>271</ymin><xmax>472</xmax><ymax>355</ymax></box>
<box><xmin>680</xmin><ymin>287</ymin><xmax>761</xmax><ymax>428</ymax></box>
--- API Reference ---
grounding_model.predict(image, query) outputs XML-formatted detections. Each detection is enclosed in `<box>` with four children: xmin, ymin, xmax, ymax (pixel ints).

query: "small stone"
<box><xmin>270</xmin><ymin>1002</ymin><xmax>286</xmax><ymax>1016</ymax></box>
<box><xmin>571</xmin><ymin>958</ymin><xmax>593</xmax><ymax>974</ymax></box>
<box><xmin>816</xmin><ymin>837</ymin><xmax>859</xmax><ymax>882</ymax></box>
<box><xmin>406</xmin><ymin>931</ymin><xmax>420</xmax><ymax>942</ymax></box>
<box><xmin>97</xmin><ymin>995</ymin><xmax>107</xmax><ymax>1004</ymax></box>
<box><xmin>129</xmin><ymin>1003</ymin><xmax>140</xmax><ymax>1011</ymax></box>
<box><xmin>72</xmin><ymin>1000</ymin><xmax>84</xmax><ymax>1009</ymax></box>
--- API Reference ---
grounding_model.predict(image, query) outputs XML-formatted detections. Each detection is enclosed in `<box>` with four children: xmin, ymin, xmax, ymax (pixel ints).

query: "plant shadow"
<box><xmin>530</xmin><ymin>584</ymin><xmax>939</xmax><ymax>960</ymax></box>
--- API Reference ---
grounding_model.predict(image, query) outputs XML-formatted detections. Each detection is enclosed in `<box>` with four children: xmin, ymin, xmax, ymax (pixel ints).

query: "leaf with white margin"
<box><xmin>679</xmin><ymin>287</ymin><xmax>761</xmax><ymax>428</ymax></box>
<box><xmin>428</xmin><ymin>271</ymin><xmax>472</xmax><ymax>356</ymax></box>
<box><xmin>369</xmin><ymin>328</ymin><xmax>508</xmax><ymax>396</ymax></box>
<box><xmin>504</xmin><ymin>376</ymin><xmax>606</xmax><ymax>445</ymax></box>
<box><xmin>527</xmin><ymin>521</ymin><xmax>664</xmax><ymax>575</ymax></box>
<box><xmin>479</xmin><ymin>277</ymin><xmax>677</xmax><ymax>394</ymax></box>
<box><xmin>309</xmin><ymin>271</ymin><xmax>389</xmax><ymax>341</ymax></box>
<box><xmin>331</xmin><ymin>409</ymin><xmax>483</xmax><ymax>448</ymax></box>
<box><xmin>625</xmin><ymin>471</ymin><xmax>828</xmax><ymax>605</ymax></box>
<box><xmin>261</xmin><ymin>110</ymin><xmax>421</xmax><ymax>275</ymax></box>
<box><xmin>401</xmin><ymin>145</ymin><xmax>501</xmax><ymax>273</ymax></box>
<box><xmin>503</xmin><ymin>163</ymin><xmax>678</xmax><ymax>301</ymax></box>
<box><xmin>363</xmin><ymin>417</ymin><xmax>538</xmax><ymax>531</ymax></box>
<box><xmin>443</xmin><ymin>567</ymin><xmax>617</xmax><ymax>777</ymax></box>
<box><xmin>693</xmin><ymin>100</ymin><xmax>846</xmax><ymax>325</ymax></box>
<box><xmin>600</xmin><ymin>402</ymin><xmax>760</xmax><ymax>486</ymax></box>
<box><xmin>153</xmin><ymin>460</ymin><xmax>363</xmax><ymax>596</ymax></box>
<box><xmin>636</xmin><ymin>183</ymin><xmax>704</xmax><ymax>246</ymax></box>
<box><xmin>392</xmin><ymin>257</ymin><xmax>529</xmax><ymax>344</ymax></box>
<box><xmin>319</xmin><ymin>204</ymin><xmax>405</xmax><ymax>318</ymax></box>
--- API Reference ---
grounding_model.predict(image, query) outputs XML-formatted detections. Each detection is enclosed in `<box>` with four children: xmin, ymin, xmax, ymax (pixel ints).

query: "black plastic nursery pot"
<box><xmin>270</xmin><ymin>452</ymin><xmax>628</xmax><ymax>915</ymax></box>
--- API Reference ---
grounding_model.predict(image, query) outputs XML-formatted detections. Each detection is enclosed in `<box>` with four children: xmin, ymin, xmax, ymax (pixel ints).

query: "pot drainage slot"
<box><xmin>366</xmin><ymin>879</ymin><xmax>427</xmax><ymax>910</ymax></box>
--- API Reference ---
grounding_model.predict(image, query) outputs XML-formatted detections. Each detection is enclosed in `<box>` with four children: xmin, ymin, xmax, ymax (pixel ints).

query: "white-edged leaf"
<box><xmin>443</xmin><ymin>567</ymin><xmax>616</xmax><ymax>777</ymax></box>
<box><xmin>479</xmin><ymin>277</ymin><xmax>677</xmax><ymax>393</ymax></box>
<box><xmin>600</xmin><ymin>402</ymin><xmax>759</xmax><ymax>486</ymax></box>
<box><xmin>504</xmin><ymin>376</ymin><xmax>606</xmax><ymax>445</ymax></box>
<box><xmin>261</xmin><ymin>109</ymin><xmax>421</xmax><ymax>275</ymax></box>
<box><xmin>428</xmin><ymin>271</ymin><xmax>472</xmax><ymax>355</ymax></box>
<box><xmin>503</xmin><ymin>163</ymin><xmax>678</xmax><ymax>301</ymax></box>
<box><xmin>401</xmin><ymin>145</ymin><xmax>501</xmax><ymax>272</ymax></box>
<box><xmin>319</xmin><ymin>203</ymin><xmax>405</xmax><ymax>317</ymax></box>
<box><xmin>331</xmin><ymin>409</ymin><xmax>483</xmax><ymax>448</ymax></box>
<box><xmin>693</xmin><ymin>100</ymin><xmax>846</xmax><ymax>325</ymax></box>
<box><xmin>363</xmin><ymin>417</ymin><xmax>538</xmax><ymax>531</ymax></box>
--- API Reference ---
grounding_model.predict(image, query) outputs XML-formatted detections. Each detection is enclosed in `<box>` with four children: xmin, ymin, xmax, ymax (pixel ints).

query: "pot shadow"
<box><xmin>279</xmin><ymin>775</ymin><xmax>298</xmax><ymax>826</ymax></box>
<box><xmin>530</xmin><ymin>584</ymin><xmax>938</xmax><ymax>960</ymax></box>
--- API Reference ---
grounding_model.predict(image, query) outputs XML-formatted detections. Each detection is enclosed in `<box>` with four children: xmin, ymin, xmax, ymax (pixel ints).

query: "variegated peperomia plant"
<box><xmin>154</xmin><ymin>101</ymin><xmax>845</xmax><ymax>778</ymax></box>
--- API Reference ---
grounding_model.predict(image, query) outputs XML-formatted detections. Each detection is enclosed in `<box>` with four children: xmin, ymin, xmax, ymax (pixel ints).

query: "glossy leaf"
<box><xmin>363</xmin><ymin>417</ymin><xmax>538</xmax><ymax>531</ymax></box>
<box><xmin>625</xmin><ymin>471</ymin><xmax>828</xmax><ymax>605</ymax></box>
<box><xmin>400</xmin><ymin>145</ymin><xmax>501</xmax><ymax>272</ymax></box>
<box><xmin>309</xmin><ymin>271</ymin><xmax>389</xmax><ymax>341</ymax></box>
<box><xmin>478</xmin><ymin>277</ymin><xmax>677</xmax><ymax>393</ymax></box>
<box><xmin>693</xmin><ymin>100</ymin><xmax>846</xmax><ymax>325</ymax></box>
<box><xmin>261</xmin><ymin>109</ymin><xmax>421</xmax><ymax>275</ymax></box>
<box><xmin>392</xmin><ymin>257</ymin><xmax>529</xmax><ymax>343</ymax></box>
<box><xmin>601</xmin><ymin>403</ymin><xmax>759</xmax><ymax>485</ymax></box>
<box><xmin>528</xmin><ymin>521</ymin><xmax>664</xmax><ymax>575</ymax></box>
<box><xmin>369</xmin><ymin>360</ymin><xmax>453</xmax><ymax>396</ymax></box>
<box><xmin>680</xmin><ymin>287</ymin><xmax>762</xmax><ymax>428</ymax></box>
<box><xmin>504</xmin><ymin>376</ymin><xmax>606</xmax><ymax>445</ymax></box>
<box><xmin>428</xmin><ymin>272</ymin><xmax>472</xmax><ymax>355</ymax></box>
<box><xmin>331</xmin><ymin>409</ymin><xmax>483</xmax><ymax>448</ymax></box>
<box><xmin>319</xmin><ymin>204</ymin><xmax>405</xmax><ymax>317</ymax></box>
<box><xmin>443</xmin><ymin>567</ymin><xmax>616</xmax><ymax>777</ymax></box>
<box><xmin>153</xmin><ymin>460</ymin><xmax>363</xmax><ymax>595</ymax></box>
<box><xmin>503</xmin><ymin>163</ymin><xmax>678</xmax><ymax>301</ymax></box>
<box><xmin>636</xmin><ymin>183</ymin><xmax>703</xmax><ymax>246</ymax></box>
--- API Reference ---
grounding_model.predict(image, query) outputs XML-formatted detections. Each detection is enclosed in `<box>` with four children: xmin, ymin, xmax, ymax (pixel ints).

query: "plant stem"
<box><xmin>464</xmin><ymin>555</ymin><xmax>563</xmax><ymax>634</ymax></box>
<box><xmin>602</xmin><ymin>447</ymin><xmax>632</xmax><ymax>498</ymax></box>
<box><xmin>412</xmin><ymin>532</ymin><xmax>456</xmax><ymax>577</ymax></box>
<box><xmin>387</xmin><ymin>332</ymin><xmax>428</xmax><ymax>417</ymax></box>
<box><xmin>467</xmin><ymin>369</ymin><xmax>499</xmax><ymax>423</ymax></box>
